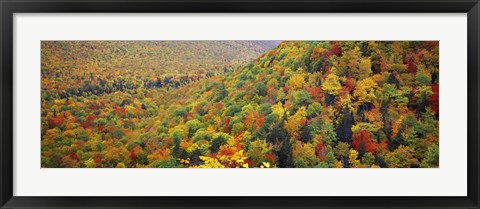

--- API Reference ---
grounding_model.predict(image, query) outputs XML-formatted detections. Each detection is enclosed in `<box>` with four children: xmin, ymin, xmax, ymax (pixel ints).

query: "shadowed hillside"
<box><xmin>41</xmin><ymin>41</ymin><xmax>278</xmax><ymax>99</ymax></box>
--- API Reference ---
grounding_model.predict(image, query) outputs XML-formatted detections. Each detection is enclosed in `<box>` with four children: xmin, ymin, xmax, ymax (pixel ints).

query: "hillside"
<box><xmin>41</xmin><ymin>41</ymin><xmax>439</xmax><ymax>168</ymax></box>
<box><xmin>41</xmin><ymin>41</ymin><xmax>278</xmax><ymax>99</ymax></box>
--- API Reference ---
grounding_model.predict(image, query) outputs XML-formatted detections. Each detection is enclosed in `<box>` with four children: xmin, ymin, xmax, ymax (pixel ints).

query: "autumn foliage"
<box><xmin>41</xmin><ymin>41</ymin><xmax>439</xmax><ymax>168</ymax></box>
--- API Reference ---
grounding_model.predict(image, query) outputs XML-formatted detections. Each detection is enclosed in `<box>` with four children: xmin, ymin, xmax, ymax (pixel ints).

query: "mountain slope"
<box><xmin>41</xmin><ymin>41</ymin><xmax>278</xmax><ymax>99</ymax></box>
<box><xmin>41</xmin><ymin>41</ymin><xmax>440</xmax><ymax>169</ymax></box>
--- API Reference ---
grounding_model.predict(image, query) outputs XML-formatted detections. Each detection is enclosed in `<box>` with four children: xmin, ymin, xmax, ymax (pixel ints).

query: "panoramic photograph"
<box><xmin>41</xmin><ymin>41</ymin><xmax>439</xmax><ymax>168</ymax></box>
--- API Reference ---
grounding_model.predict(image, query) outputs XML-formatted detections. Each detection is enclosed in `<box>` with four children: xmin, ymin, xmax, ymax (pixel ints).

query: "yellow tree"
<box><xmin>286</xmin><ymin>73</ymin><xmax>306</xmax><ymax>91</ymax></box>
<box><xmin>271</xmin><ymin>102</ymin><xmax>285</xmax><ymax>121</ymax></box>
<box><xmin>321</xmin><ymin>73</ymin><xmax>341</xmax><ymax>96</ymax></box>
<box><xmin>353</xmin><ymin>77</ymin><xmax>379</xmax><ymax>105</ymax></box>
<box><xmin>285</xmin><ymin>107</ymin><xmax>307</xmax><ymax>140</ymax></box>
<box><xmin>385</xmin><ymin>145</ymin><xmax>420</xmax><ymax>168</ymax></box>
<box><xmin>292</xmin><ymin>141</ymin><xmax>318</xmax><ymax>167</ymax></box>
<box><xmin>348</xmin><ymin>149</ymin><xmax>362</xmax><ymax>168</ymax></box>
<box><xmin>355</xmin><ymin>57</ymin><xmax>372</xmax><ymax>80</ymax></box>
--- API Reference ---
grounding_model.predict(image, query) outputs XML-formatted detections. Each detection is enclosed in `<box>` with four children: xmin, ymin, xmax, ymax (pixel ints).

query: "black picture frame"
<box><xmin>1</xmin><ymin>0</ymin><xmax>479</xmax><ymax>208</ymax></box>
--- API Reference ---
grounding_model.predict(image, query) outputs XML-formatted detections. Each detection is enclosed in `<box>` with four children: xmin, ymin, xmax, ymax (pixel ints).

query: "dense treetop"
<box><xmin>41</xmin><ymin>41</ymin><xmax>439</xmax><ymax>168</ymax></box>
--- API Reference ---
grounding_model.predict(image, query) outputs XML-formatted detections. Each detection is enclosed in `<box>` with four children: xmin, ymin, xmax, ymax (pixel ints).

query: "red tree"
<box><xmin>352</xmin><ymin>130</ymin><xmax>379</xmax><ymax>154</ymax></box>
<box><xmin>48</xmin><ymin>115</ymin><xmax>65</xmax><ymax>128</ymax></box>
<box><xmin>430</xmin><ymin>84</ymin><xmax>439</xmax><ymax>116</ymax></box>
<box><xmin>307</xmin><ymin>86</ymin><xmax>323</xmax><ymax>102</ymax></box>
<box><xmin>407</xmin><ymin>61</ymin><xmax>417</xmax><ymax>74</ymax></box>
<box><xmin>315</xmin><ymin>140</ymin><xmax>326</xmax><ymax>161</ymax></box>
<box><xmin>331</xmin><ymin>43</ymin><xmax>341</xmax><ymax>56</ymax></box>
<box><xmin>129</xmin><ymin>150</ymin><xmax>137</xmax><ymax>160</ymax></box>
<box><xmin>69</xmin><ymin>152</ymin><xmax>80</xmax><ymax>161</ymax></box>
<box><xmin>223</xmin><ymin>117</ymin><xmax>231</xmax><ymax>133</ymax></box>
<box><xmin>255</xmin><ymin>116</ymin><xmax>265</xmax><ymax>131</ymax></box>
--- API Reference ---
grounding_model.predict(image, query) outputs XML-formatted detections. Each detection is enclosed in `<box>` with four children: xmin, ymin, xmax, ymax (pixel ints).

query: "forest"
<box><xmin>41</xmin><ymin>41</ymin><xmax>439</xmax><ymax>168</ymax></box>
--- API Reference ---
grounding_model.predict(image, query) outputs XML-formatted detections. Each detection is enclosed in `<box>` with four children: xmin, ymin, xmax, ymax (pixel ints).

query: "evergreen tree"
<box><xmin>336</xmin><ymin>105</ymin><xmax>354</xmax><ymax>143</ymax></box>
